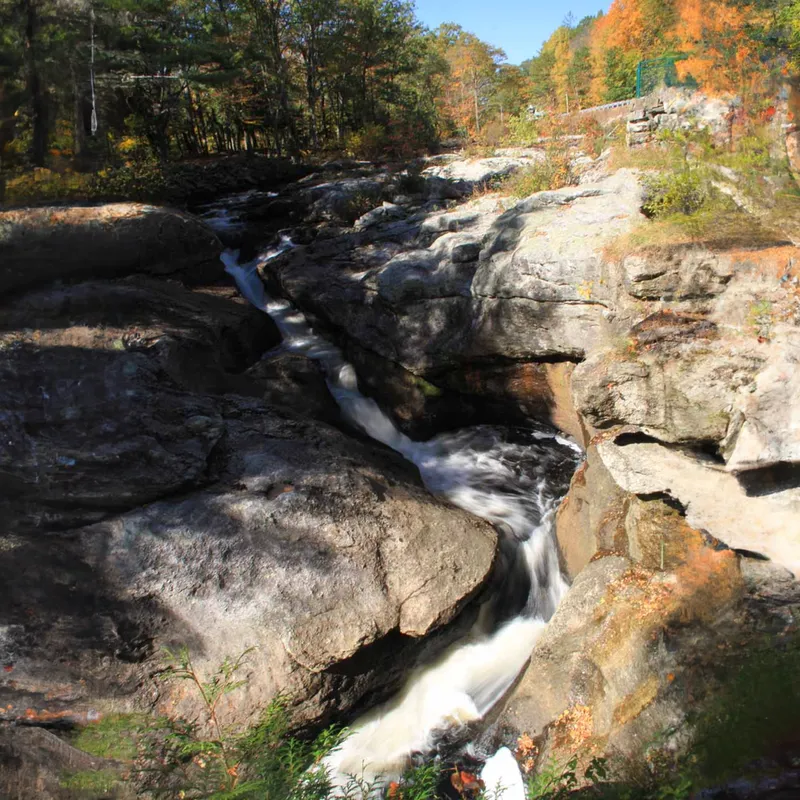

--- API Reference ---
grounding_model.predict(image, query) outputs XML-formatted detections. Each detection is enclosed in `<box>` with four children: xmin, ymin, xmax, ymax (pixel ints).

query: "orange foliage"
<box><xmin>582</xmin><ymin>0</ymin><xmax>768</xmax><ymax>103</ymax></box>
<box><xmin>597</xmin><ymin>0</ymin><xmax>649</xmax><ymax>54</ymax></box>
<box><xmin>589</xmin><ymin>0</ymin><xmax>656</xmax><ymax>104</ymax></box>
<box><xmin>437</xmin><ymin>31</ymin><xmax>504</xmax><ymax>135</ymax></box>
<box><xmin>672</xmin><ymin>0</ymin><xmax>766</xmax><ymax>94</ymax></box>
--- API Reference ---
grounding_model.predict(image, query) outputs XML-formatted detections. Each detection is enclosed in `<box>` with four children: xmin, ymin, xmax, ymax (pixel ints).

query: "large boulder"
<box><xmin>0</xmin><ymin>398</ymin><xmax>497</xmax><ymax>731</ymax></box>
<box><xmin>0</xmin><ymin>278</ymin><xmax>279</xmax><ymax>532</ymax></box>
<box><xmin>266</xmin><ymin>171</ymin><xmax>644</xmax><ymax>435</ymax></box>
<box><xmin>499</xmin><ymin>546</ymin><xmax>800</xmax><ymax>782</ymax></box>
<box><xmin>0</xmin><ymin>274</ymin><xmax>499</xmax><ymax>738</ymax></box>
<box><xmin>0</xmin><ymin>203</ymin><xmax>224</xmax><ymax>294</ymax></box>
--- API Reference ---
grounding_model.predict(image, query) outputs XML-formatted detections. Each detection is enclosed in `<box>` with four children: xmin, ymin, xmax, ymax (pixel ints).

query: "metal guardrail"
<box><xmin>576</xmin><ymin>98</ymin><xmax>638</xmax><ymax>115</ymax></box>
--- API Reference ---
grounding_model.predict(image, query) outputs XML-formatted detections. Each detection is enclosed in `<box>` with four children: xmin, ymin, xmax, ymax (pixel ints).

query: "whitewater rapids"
<box><xmin>222</xmin><ymin>247</ymin><xmax>580</xmax><ymax>792</ymax></box>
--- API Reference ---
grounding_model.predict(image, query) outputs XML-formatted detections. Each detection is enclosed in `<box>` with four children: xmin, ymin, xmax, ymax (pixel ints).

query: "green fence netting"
<box><xmin>636</xmin><ymin>54</ymin><xmax>697</xmax><ymax>97</ymax></box>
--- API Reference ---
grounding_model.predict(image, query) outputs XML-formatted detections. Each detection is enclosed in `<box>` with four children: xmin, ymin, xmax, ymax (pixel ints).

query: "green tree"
<box><xmin>604</xmin><ymin>46</ymin><xmax>638</xmax><ymax>101</ymax></box>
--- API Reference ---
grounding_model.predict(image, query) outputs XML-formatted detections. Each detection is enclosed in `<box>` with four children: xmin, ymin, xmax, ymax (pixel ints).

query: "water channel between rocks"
<box><xmin>222</xmin><ymin>244</ymin><xmax>582</xmax><ymax>796</ymax></box>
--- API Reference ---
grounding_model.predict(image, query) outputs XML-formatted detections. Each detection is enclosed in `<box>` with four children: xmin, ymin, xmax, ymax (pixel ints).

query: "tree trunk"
<box><xmin>71</xmin><ymin>62</ymin><xmax>88</xmax><ymax>164</ymax></box>
<box><xmin>25</xmin><ymin>0</ymin><xmax>48</xmax><ymax>167</ymax></box>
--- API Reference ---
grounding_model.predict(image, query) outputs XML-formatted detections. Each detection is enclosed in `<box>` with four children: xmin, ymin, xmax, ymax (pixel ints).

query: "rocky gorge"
<box><xmin>2</xmin><ymin>116</ymin><xmax>800</xmax><ymax>798</ymax></box>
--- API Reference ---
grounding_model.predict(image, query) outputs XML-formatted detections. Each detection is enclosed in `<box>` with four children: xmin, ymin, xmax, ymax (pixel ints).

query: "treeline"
<box><xmin>0</xmin><ymin>0</ymin><xmax>456</xmax><ymax>168</ymax></box>
<box><xmin>0</xmin><ymin>0</ymin><xmax>536</xmax><ymax>170</ymax></box>
<box><xmin>524</xmin><ymin>0</ymin><xmax>797</xmax><ymax>114</ymax></box>
<box><xmin>3</xmin><ymin>0</ymin><xmax>800</xmax><ymax>174</ymax></box>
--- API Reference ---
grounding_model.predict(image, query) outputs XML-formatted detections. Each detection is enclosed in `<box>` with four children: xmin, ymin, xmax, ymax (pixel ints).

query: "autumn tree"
<box><xmin>436</xmin><ymin>24</ymin><xmax>505</xmax><ymax>135</ymax></box>
<box><xmin>672</xmin><ymin>0</ymin><xmax>771</xmax><ymax>97</ymax></box>
<box><xmin>522</xmin><ymin>46</ymin><xmax>557</xmax><ymax>109</ymax></box>
<box><xmin>493</xmin><ymin>64</ymin><xmax>532</xmax><ymax>124</ymax></box>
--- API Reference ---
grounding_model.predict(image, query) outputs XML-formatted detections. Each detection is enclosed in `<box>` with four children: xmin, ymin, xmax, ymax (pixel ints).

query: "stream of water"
<box><xmin>222</xmin><ymin>247</ymin><xmax>581</xmax><ymax>796</ymax></box>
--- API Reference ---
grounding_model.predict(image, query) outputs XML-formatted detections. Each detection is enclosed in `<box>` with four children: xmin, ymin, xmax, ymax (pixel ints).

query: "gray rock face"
<box><xmin>354</xmin><ymin>202</ymin><xmax>406</xmax><ymax>231</ymax></box>
<box><xmin>0</xmin><ymin>278</ymin><xmax>279</xmax><ymax>533</ymax></box>
<box><xmin>0</xmin><ymin>204</ymin><xmax>223</xmax><ymax>294</ymax></box>
<box><xmin>269</xmin><ymin>171</ymin><xmax>644</xmax><ymax>379</ymax></box>
<box><xmin>572</xmin><ymin>340</ymin><xmax>763</xmax><ymax>445</ymax></box>
<box><xmin>623</xmin><ymin>247</ymin><xmax>734</xmax><ymax>299</ymax></box>
<box><xmin>302</xmin><ymin>176</ymin><xmax>385</xmax><ymax>223</ymax></box>
<box><xmin>0</xmin><ymin>272</ymin><xmax>498</xmax><ymax>736</ymax></box>
<box><xmin>422</xmin><ymin>154</ymin><xmax>544</xmax><ymax>187</ymax></box>
<box><xmin>77</xmin><ymin>403</ymin><xmax>496</xmax><ymax>723</ymax></box>
<box><xmin>723</xmin><ymin>327</ymin><xmax>800</xmax><ymax>472</ymax></box>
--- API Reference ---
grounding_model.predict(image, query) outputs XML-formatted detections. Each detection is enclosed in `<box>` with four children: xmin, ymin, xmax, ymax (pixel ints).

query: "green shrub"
<box><xmin>95</xmin><ymin>162</ymin><xmax>170</xmax><ymax>202</ymax></box>
<box><xmin>341</xmin><ymin>189</ymin><xmax>380</xmax><ymax>224</ymax></box>
<box><xmin>3</xmin><ymin>162</ymin><xmax>170</xmax><ymax>206</ymax></box>
<box><xmin>690</xmin><ymin>634</ymin><xmax>800</xmax><ymax>782</ymax></box>
<box><xmin>59</xmin><ymin>768</ymin><xmax>121</xmax><ymax>796</ymax></box>
<box><xmin>345</xmin><ymin>124</ymin><xmax>388</xmax><ymax>160</ymax></box>
<box><xmin>5</xmin><ymin>168</ymin><xmax>97</xmax><ymax>205</ymax></box>
<box><xmin>641</xmin><ymin>169</ymin><xmax>710</xmax><ymax>218</ymax></box>
<box><xmin>67</xmin><ymin>647</ymin><xmax>347</xmax><ymax>800</ymax></box>
<box><xmin>500</xmin><ymin>146</ymin><xmax>576</xmax><ymax>198</ymax></box>
<box><xmin>527</xmin><ymin>755</ymin><xmax>608</xmax><ymax>800</ymax></box>
<box><xmin>503</xmin><ymin>113</ymin><xmax>540</xmax><ymax>146</ymax></box>
<box><xmin>70</xmin><ymin>713</ymin><xmax>147</xmax><ymax>761</ymax></box>
<box><xmin>396</xmin><ymin>170</ymin><xmax>427</xmax><ymax>195</ymax></box>
<box><xmin>747</xmin><ymin>299</ymin><xmax>774</xmax><ymax>340</ymax></box>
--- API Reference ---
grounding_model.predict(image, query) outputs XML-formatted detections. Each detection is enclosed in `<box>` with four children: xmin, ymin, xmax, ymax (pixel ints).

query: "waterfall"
<box><xmin>222</xmin><ymin>248</ymin><xmax>581</xmax><ymax>794</ymax></box>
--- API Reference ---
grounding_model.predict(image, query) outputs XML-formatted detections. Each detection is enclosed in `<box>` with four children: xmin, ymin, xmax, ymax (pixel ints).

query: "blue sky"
<box><xmin>414</xmin><ymin>1</ymin><xmax>610</xmax><ymax>65</ymax></box>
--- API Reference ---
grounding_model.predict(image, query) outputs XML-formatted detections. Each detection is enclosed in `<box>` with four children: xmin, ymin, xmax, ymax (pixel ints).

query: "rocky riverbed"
<box><xmin>2</xmin><ymin>143</ymin><xmax>799</xmax><ymax>797</ymax></box>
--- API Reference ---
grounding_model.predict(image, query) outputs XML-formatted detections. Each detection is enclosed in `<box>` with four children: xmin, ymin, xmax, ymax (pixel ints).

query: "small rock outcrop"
<box><xmin>0</xmin><ymin>204</ymin><xmax>224</xmax><ymax>293</ymax></box>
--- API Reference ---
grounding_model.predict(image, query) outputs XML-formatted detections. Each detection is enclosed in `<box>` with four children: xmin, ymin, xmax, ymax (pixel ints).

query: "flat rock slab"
<box><xmin>0</xmin><ymin>203</ymin><xmax>223</xmax><ymax>294</ymax></box>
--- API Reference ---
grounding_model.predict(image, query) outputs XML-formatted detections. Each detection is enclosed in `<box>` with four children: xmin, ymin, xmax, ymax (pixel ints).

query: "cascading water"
<box><xmin>222</xmin><ymin>247</ymin><xmax>581</xmax><ymax>795</ymax></box>
<box><xmin>199</xmin><ymin>189</ymin><xmax>279</xmax><ymax>234</ymax></box>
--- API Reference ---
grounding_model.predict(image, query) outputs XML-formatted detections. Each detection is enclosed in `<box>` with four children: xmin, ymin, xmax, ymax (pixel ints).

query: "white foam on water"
<box><xmin>481</xmin><ymin>747</ymin><xmax>526</xmax><ymax>800</ymax></box>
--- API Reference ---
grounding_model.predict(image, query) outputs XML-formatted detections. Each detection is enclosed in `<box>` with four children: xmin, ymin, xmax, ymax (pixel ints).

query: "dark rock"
<box><xmin>630</xmin><ymin>310</ymin><xmax>717</xmax><ymax>346</ymax></box>
<box><xmin>245</xmin><ymin>352</ymin><xmax>340</xmax><ymax>423</ymax></box>
<box><xmin>0</xmin><ymin>278</ymin><xmax>280</xmax><ymax>533</ymax></box>
<box><xmin>0</xmin><ymin>204</ymin><xmax>225</xmax><ymax>295</ymax></box>
<box><xmin>0</xmin><ymin>394</ymin><xmax>498</xmax><ymax>734</ymax></box>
